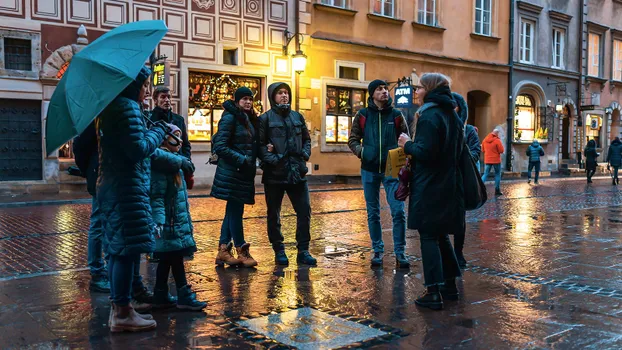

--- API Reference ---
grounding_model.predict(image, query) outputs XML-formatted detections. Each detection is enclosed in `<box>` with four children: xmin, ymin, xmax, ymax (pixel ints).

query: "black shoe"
<box><xmin>617</xmin><ymin>178</ymin><xmax>620</xmax><ymax>185</ymax></box>
<box><xmin>370</xmin><ymin>252</ymin><xmax>384</xmax><ymax>267</ymax></box>
<box><xmin>440</xmin><ymin>279</ymin><xmax>459</xmax><ymax>300</ymax></box>
<box><xmin>153</xmin><ymin>288</ymin><xmax>177</xmax><ymax>309</ymax></box>
<box><xmin>495</xmin><ymin>189</ymin><xmax>503</xmax><ymax>196</ymax></box>
<box><xmin>296</xmin><ymin>251</ymin><xmax>317</xmax><ymax>266</ymax></box>
<box><xmin>274</xmin><ymin>250</ymin><xmax>289</xmax><ymax>266</ymax></box>
<box><xmin>395</xmin><ymin>253</ymin><xmax>410</xmax><ymax>268</ymax></box>
<box><xmin>588</xmin><ymin>179</ymin><xmax>593</xmax><ymax>183</ymax></box>
<box><xmin>90</xmin><ymin>275</ymin><xmax>111</xmax><ymax>293</ymax></box>
<box><xmin>415</xmin><ymin>286</ymin><xmax>443</xmax><ymax>310</ymax></box>
<box><xmin>455</xmin><ymin>252</ymin><xmax>467</xmax><ymax>268</ymax></box>
<box><xmin>132</xmin><ymin>285</ymin><xmax>154</xmax><ymax>304</ymax></box>
<box><xmin>527</xmin><ymin>179</ymin><xmax>531</xmax><ymax>184</ymax></box>
<box><xmin>613</xmin><ymin>180</ymin><xmax>617</xmax><ymax>186</ymax></box>
<box><xmin>534</xmin><ymin>180</ymin><xmax>539</xmax><ymax>185</ymax></box>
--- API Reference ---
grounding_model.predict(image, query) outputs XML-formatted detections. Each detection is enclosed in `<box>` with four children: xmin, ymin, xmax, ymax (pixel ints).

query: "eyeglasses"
<box><xmin>414</xmin><ymin>85</ymin><xmax>424</xmax><ymax>91</ymax></box>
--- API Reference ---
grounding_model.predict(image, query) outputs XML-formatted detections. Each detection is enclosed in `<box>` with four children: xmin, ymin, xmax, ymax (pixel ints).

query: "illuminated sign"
<box><xmin>152</xmin><ymin>61</ymin><xmax>170</xmax><ymax>87</ymax></box>
<box><xmin>394</xmin><ymin>86</ymin><xmax>413</xmax><ymax>108</ymax></box>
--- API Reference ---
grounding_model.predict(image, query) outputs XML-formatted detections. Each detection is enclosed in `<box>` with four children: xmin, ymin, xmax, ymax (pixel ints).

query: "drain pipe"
<box><xmin>294</xmin><ymin>0</ymin><xmax>300</xmax><ymax>112</ymax></box>
<box><xmin>506</xmin><ymin>0</ymin><xmax>515</xmax><ymax>172</ymax></box>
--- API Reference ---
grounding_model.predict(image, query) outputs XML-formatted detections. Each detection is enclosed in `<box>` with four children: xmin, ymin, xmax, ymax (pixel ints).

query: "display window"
<box><xmin>325</xmin><ymin>86</ymin><xmax>366</xmax><ymax>144</ymax></box>
<box><xmin>514</xmin><ymin>94</ymin><xmax>536</xmax><ymax>142</ymax></box>
<box><xmin>586</xmin><ymin>114</ymin><xmax>602</xmax><ymax>148</ymax></box>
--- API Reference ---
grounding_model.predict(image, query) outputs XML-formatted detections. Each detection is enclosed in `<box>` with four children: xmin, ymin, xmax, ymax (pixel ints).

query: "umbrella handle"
<box><xmin>144</xmin><ymin>114</ymin><xmax>183</xmax><ymax>146</ymax></box>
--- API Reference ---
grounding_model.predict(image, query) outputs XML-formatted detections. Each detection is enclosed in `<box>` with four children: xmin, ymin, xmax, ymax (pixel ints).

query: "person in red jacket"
<box><xmin>481</xmin><ymin>128</ymin><xmax>505</xmax><ymax>196</ymax></box>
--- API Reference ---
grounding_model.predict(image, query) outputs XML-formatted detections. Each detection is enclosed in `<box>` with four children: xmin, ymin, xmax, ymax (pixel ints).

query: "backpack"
<box><xmin>358</xmin><ymin>109</ymin><xmax>405</xmax><ymax>140</ymax></box>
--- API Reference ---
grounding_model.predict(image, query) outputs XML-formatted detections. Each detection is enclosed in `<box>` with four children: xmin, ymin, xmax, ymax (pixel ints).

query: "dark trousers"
<box><xmin>419</xmin><ymin>228</ymin><xmax>462</xmax><ymax>286</ymax></box>
<box><xmin>219</xmin><ymin>200</ymin><xmax>246</xmax><ymax>247</ymax></box>
<box><xmin>587</xmin><ymin>169</ymin><xmax>596</xmax><ymax>181</ymax></box>
<box><xmin>614</xmin><ymin>166</ymin><xmax>620</xmax><ymax>181</ymax></box>
<box><xmin>453</xmin><ymin>216</ymin><xmax>466</xmax><ymax>255</ymax></box>
<box><xmin>155</xmin><ymin>253</ymin><xmax>187</xmax><ymax>290</ymax></box>
<box><xmin>108</xmin><ymin>254</ymin><xmax>140</xmax><ymax>306</ymax></box>
<box><xmin>265</xmin><ymin>182</ymin><xmax>311</xmax><ymax>252</ymax></box>
<box><xmin>527</xmin><ymin>161</ymin><xmax>541</xmax><ymax>181</ymax></box>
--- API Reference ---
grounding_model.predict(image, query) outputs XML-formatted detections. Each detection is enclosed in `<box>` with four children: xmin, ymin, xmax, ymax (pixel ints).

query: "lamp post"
<box><xmin>283</xmin><ymin>29</ymin><xmax>307</xmax><ymax>111</ymax></box>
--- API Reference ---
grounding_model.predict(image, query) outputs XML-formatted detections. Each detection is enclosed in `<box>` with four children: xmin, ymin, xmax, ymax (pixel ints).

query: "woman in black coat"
<box><xmin>211</xmin><ymin>87</ymin><xmax>260</xmax><ymax>268</ymax></box>
<box><xmin>398</xmin><ymin>73</ymin><xmax>464</xmax><ymax>311</ymax></box>
<box><xmin>584</xmin><ymin>139</ymin><xmax>598</xmax><ymax>183</ymax></box>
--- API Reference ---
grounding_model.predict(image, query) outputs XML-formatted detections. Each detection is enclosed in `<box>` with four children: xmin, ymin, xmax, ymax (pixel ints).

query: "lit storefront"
<box><xmin>513</xmin><ymin>94</ymin><xmax>549</xmax><ymax>144</ymax></box>
<box><xmin>585</xmin><ymin>114</ymin><xmax>603</xmax><ymax>148</ymax></box>
<box><xmin>324</xmin><ymin>86</ymin><xmax>366</xmax><ymax>144</ymax></box>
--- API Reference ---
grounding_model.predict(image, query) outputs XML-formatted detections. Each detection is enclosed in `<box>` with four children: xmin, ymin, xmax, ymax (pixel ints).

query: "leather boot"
<box><xmin>109</xmin><ymin>302</ymin><xmax>152</xmax><ymax>326</ymax></box>
<box><xmin>110</xmin><ymin>303</ymin><xmax>157</xmax><ymax>333</ymax></box>
<box><xmin>215</xmin><ymin>242</ymin><xmax>243</xmax><ymax>266</ymax></box>
<box><xmin>236</xmin><ymin>243</ymin><xmax>258</xmax><ymax>267</ymax></box>
<box><xmin>440</xmin><ymin>278</ymin><xmax>459</xmax><ymax>300</ymax></box>
<box><xmin>415</xmin><ymin>285</ymin><xmax>443</xmax><ymax>310</ymax></box>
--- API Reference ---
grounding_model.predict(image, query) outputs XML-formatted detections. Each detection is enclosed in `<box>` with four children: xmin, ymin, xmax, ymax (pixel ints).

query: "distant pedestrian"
<box><xmin>481</xmin><ymin>128</ymin><xmax>505</xmax><ymax>196</ymax></box>
<box><xmin>212</xmin><ymin>87</ymin><xmax>260</xmax><ymax>268</ymax></box>
<box><xmin>452</xmin><ymin>92</ymin><xmax>480</xmax><ymax>268</ymax></box>
<box><xmin>398</xmin><ymin>73</ymin><xmax>463</xmax><ymax>311</ymax></box>
<box><xmin>584</xmin><ymin>140</ymin><xmax>599</xmax><ymax>183</ymax></box>
<box><xmin>526</xmin><ymin>140</ymin><xmax>545</xmax><ymax>184</ymax></box>
<box><xmin>607</xmin><ymin>137</ymin><xmax>622</xmax><ymax>185</ymax></box>
<box><xmin>150</xmin><ymin>124</ymin><xmax>206</xmax><ymax>311</ymax></box>
<box><xmin>348</xmin><ymin>79</ymin><xmax>409</xmax><ymax>268</ymax></box>
<box><xmin>258</xmin><ymin>82</ymin><xmax>317</xmax><ymax>266</ymax></box>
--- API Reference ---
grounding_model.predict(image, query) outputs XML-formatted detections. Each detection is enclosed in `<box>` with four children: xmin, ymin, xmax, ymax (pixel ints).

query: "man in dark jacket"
<box><xmin>607</xmin><ymin>137</ymin><xmax>622</xmax><ymax>185</ymax></box>
<box><xmin>348</xmin><ymin>79</ymin><xmax>409</xmax><ymax>268</ymax></box>
<box><xmin>73</xmin><ymin>121</ymin><xmax>109</xmax><ymax>292</ymax></box>
<box><xmin>258</xmin><ymin>82</ymin><xmax>316</xmax><ymax>266</ymax></box>
<box><xmin>526</xmin><ymin>140</ymin><xmax>545</xmax><ymax>184</ymax></box>
<box><xmin>150</xmin><ymin>87</ymin><xmax>192</xmax><ymax>160</ymax></box>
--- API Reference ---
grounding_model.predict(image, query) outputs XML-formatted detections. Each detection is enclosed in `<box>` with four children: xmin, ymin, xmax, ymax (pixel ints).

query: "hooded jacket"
<box><xmin>96</xmin><ymin>67</ymin><xmax>168</xmax><ymax>256</ymax></box>
<box><xmin>584</xmin><ymin>140</ymin><xmax>599</xmax><ymax>170</ymax></box>
<box><xmin>607</xmin><ymin>139</ymin><xmax>622</xmax><ymax>167</ymax></box>
<box><xmin>348</xmin><ymin>96</ymin><xmax>408</xmax><ymax>174</ymax></box>
<box><xmin>211</xmin><ymin>100</ymin><xmax>259</xmax><ymax>204</ymax></box>
<box><xmin>482</xmin><ymin>133</ymin><xmax>504</xmax><ymax>164</ymax></box>
<box><xmin>72</xmin><ymin>121</ymin><xmax>98</xmax><ymax>196</ymax></box>
<box><xmin>149</xmin><ymin>107</ymin><xmax>192</xmax><ymax>160</ymax></box>
<box><xmin>452</xmin><ymin>92</ymin><xmax>481</xmax><ymax>162</ymax></box>
<box><xmin>258</xmin><ymin>82</ymin><xmax>311</xmax><ymax>185</ymax></box>
<box><xmin>526</xmin><ymin>140</ymin><xmax>545</xmax><ymax>163</ymax></box>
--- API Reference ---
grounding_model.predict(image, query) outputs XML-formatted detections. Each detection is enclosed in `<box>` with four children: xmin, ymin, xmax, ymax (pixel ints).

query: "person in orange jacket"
<box><xmin>481</xmin><ymin>128</ymin><xmax>505</xmax><ymax>196</ymax></box>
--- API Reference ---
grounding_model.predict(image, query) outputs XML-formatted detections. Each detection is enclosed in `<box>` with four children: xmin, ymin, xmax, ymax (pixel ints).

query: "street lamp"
<box><xmin>283</xmin><ymin>30</ymin><xmax>307</xmax><ymax>74</ymax></box>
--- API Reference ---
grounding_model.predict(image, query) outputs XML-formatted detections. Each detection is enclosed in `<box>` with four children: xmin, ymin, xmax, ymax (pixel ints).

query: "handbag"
<box><xmin>460</xmin><ymin>145</ymin><xmax>487</xmax><ymax>210</ymax></box>
<box><xmin>394</xmin><ymin>157</ymin><xmax>411</xmax><ymax>201</ymax></box>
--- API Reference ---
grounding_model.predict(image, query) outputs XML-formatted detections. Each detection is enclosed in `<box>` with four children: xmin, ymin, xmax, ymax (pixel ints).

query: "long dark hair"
<box><xmin>237</xmin><ymin>104</ymin><xmax>258</xmax><ymax>138</ymax></box>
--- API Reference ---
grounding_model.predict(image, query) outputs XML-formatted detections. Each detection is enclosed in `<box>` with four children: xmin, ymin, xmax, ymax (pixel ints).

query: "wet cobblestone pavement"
<box><xmin>0</xmin><ymin>178</ymin><xmax>621</xmax><ymax>349</ymax></box>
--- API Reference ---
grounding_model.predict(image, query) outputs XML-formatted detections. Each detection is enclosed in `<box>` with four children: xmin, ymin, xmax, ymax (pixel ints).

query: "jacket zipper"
<box><xmin>379</xmin><ymin>113</ymin><xmax>382</xmax><ymax>173</ymax></box>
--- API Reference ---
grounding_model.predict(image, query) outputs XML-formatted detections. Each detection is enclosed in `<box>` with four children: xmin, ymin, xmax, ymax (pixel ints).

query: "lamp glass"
<box><xmin>555</xmin><ymin>104</ymin><xmax>563</xmax><ymax>113</ymax></box>
<box><xmin>292</xmin><ymin>53</ymin><xmax>307</xmax><ymax>73</ymax></box>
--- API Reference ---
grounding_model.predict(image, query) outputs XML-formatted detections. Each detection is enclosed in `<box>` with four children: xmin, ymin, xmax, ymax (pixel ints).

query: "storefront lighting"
<box><xmin>556</xmin><ymin>104</ymin><xmax>563</xmax><ymax>113</ymax></box>
<box><xmin>283</xmin><ymin>29</ymin><xmax>307</xmax><ymax>74</ymax></box>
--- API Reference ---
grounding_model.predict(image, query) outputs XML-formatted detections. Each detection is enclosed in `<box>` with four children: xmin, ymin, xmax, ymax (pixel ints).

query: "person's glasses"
<box><xmin>414</xmin><ymin>85</ymin><xmax>424</xmax><ymax>91</ymax></box>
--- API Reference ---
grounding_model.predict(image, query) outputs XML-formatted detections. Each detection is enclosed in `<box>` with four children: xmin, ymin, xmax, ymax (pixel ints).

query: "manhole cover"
<box><xmin>236</xmin><ymin>307</ymin><xmax>387</xmax><ymax>349</ymax></box>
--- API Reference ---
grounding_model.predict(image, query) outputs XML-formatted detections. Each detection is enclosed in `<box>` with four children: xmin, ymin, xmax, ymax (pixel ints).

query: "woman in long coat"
<box><xmin>398</xmin><ymin>73</ymin><xmax>464</xmax><ymax>311</ymax></box>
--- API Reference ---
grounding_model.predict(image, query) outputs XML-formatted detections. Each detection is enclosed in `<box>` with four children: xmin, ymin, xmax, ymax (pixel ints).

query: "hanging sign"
<box><xmin>152</xmin><ymin>61</ymin><xmax>170</xmax><ymax>87</ymax></box>
<box><xmin>394</xmin><ymin>86</ymin><xmax>413</xmax><ymax>108</ymax></box>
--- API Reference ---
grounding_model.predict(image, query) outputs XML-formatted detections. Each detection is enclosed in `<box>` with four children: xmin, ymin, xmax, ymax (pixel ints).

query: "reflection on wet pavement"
<box><xmin>0</xmin><ymin>178</ymin><xmax>621</xmax><ymax>349</ymax></box>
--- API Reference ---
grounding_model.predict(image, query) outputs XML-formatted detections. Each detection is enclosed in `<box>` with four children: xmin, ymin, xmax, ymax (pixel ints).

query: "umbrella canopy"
<box><xmin>45</xmin><ymin>20</ymin><xmax>167</xmax><ymax>155</ymax></box>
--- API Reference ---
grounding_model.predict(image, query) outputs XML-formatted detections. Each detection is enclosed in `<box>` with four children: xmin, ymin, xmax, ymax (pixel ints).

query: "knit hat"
<box><xmin>368</xmin><ymin>79</ymin><xmax>387</xmax><ymax>96</ymax></box>
<box><xmin>136</xmin><ymin>66</ymin><xmax>151</xmax><ymax>85</ymax></box>
<box><xmin>167</xmin><ymin>123</ymin><xmax>181</xmax><ymax>135</ymax></box>
<box><xmin>234</xmin><ymin>87</ymin><xmax>253</xmax><ymax>103</ymax></box>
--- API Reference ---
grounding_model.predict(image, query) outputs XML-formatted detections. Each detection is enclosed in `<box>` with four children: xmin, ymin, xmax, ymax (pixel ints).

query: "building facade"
<box><xmin>509</xmin><ymin>0</ymin><xmax>582</xmax><ymax>173</ymax></box>
<box><xmin>298</xmin><ymin>0</ymin><xmax>510</xmax><ymax>176</ymax></box>
<box><xmin>0</xmin><ymin>0</ymin><xmax>296</xmax><ymax>193</ymax></box>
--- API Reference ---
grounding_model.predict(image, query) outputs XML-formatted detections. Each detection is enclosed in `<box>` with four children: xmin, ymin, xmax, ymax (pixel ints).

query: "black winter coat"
<box><xmin>211</xmin><ymin>100</ymin><xmax>259</xmax><ymax>204</ymax></box>
<box><xmin>465</xmin><ymin>124</ymin><xmax>481</xmax><ymax>163</ymax></box>
<box><xmin>585</xmin><ymin>140</ymin><xmax>599</xmax><ymax>171</ymax></box>
<box><xmin>404</xmin><ymin>86</ymin><xmax>465</xmax><ymax>233</ymax></box>
<box><xmin>258</xmin><ymin>82</ymin><xmax>311</xmax><ymax>185</ymax></box>
<box><xmin>97</xmin><ymin>74</ymin><xmax>167</xmax><ymax>256</ymax></box>
<box><xmin>73</xmin><ymin>121</ymin><xmax>98</xmax><ymax>196</ymax></box>
<box><xmin>150</xmin><ymin>107</ymin><xmax>192</xmax><ymax>160</ymax></box>
<box><xmin>607</xmin><ymin>139</ymin><xmax>622</xmax><ymax>167</ymax></box>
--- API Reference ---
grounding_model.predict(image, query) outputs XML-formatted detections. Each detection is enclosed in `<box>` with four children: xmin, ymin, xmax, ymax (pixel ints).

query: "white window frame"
<box><xmin>417</xmin><ymin>0</ymin><xmax>437</xmax><ymax>26</ymax></box>
<box><xmin>614</xmin><ymin>39</ymin><xmax>622</xmax><ymax>81</ymax></box>
<box><xmin>474</xmin><ymin>0</ymin><xmax>492</xmax><ymax>36</ymax></box>
<box><xmin>320</xmin><ymin>0</ymin><xmax>347</xmax><ymax>8</ymax></box>
<box><xmin>372</xmin><ymin>0</ymin><xmax>395</xmax><ymax>18</ymax></box>
<box><xmin>519</xmin><ymin>18</ymin><xmax>535</xmax><ymax>64</ymax></box>
<box><xmin>588</xmin><ymin>33</ymin><xmax>601</xmax><ymax>77</ymax></box>
<box><xmin>552</xmin><ymin>28</ymin><xmax>565</xmax><ymax>69</ymax></box>
<box><xmin>334</xmin><ymin>60</ymin><xmax>365</xmax><ymax>81</ymax></box>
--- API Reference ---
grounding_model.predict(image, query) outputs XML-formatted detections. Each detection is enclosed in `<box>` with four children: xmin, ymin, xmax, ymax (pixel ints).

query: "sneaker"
<box><xmin>415</xmin><ymin>287</ymin><xmax>443</xmax><ymax>310</ymax></box>
<box><xmin>274</xmin><ymin>250</ymin><xmax>289</xmax><ymax>266</ymax></box>
<box><xmin>176</xmin><ymin>285</ymin><xmax>207</xmax><ymax>311</ymax></box>
<box><xmin>371</xmin><ymin>252</ymin><xmax>383</xmax><ymax>267</ymax></box>
<box><xmin>90</xmin><ymin>275</ymin><xmax>111</xmax><ymax>293</ymax></box>
<box><xmin>395</xmin><ymin>253</ymin><xmax>410</xmax><ymax>268</ymax></box>
<box><xmin>296</xmin><ymin>250</ymin><xmax>317</xmax><ymax>266</ymax></box>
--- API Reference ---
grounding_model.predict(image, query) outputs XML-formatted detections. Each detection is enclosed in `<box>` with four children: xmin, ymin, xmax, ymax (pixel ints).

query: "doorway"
<box><xmin>467</xmin><ymin>90</ymin><xmax>492</xmax><ymax>142</ymax></box>
<box><xmin>561</xmin><ymin>106</ymin><xmax>571</xmax><ymax>160</ymax></box>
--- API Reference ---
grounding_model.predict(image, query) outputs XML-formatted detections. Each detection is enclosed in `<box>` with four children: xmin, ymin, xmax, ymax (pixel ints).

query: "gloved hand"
<box><xmin>153</xmin><ymin>120</ymin><xmax>172</xmax><ymax>133</ymax></box>
<box><xmin>181</xmin><ymin>158</ymin><xmax>195</xmax><ymax>175</ymax></box>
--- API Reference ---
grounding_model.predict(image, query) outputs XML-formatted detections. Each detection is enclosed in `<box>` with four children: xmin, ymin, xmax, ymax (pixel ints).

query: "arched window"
<box><xmin>514</xmin><ymin>94</ymin><xmax>535</xmax><ymax>142</ymax></box>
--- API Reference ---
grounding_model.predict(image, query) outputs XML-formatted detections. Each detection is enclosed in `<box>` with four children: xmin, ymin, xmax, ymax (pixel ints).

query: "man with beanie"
<box><xmin>348</xmin><ymin>79</ymin><xmax>409</xmax><ymax>268</ymax></box>
<box><xmin>258</xmin><ymin>82</ymin><xmax>316</xmax><ymax>266</ymax></box>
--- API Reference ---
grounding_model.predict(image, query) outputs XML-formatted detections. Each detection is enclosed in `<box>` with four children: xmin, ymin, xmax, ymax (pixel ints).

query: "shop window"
<box><xmin>325</xmin><ymin>86</ymin><xmax>366</xmax><ymax>144</ymax></box>
<box><xmin>4</xmin><ymin>38</ymin><xmax>32</xmax><ymax>71</ymax></box>
<box><xmin>513</xmin><ymin>94</ymin><xmax>552</xmax><ymax>143</ymax></box>
<box><xmin>586</xmin><ymin>114</ymin><xmax>602</xmax><ymax>148</ymax></box>
<box><xmin>187</xmin><ymin>72</ymin><xmax>263</xmax><ymax>142</ymax></box>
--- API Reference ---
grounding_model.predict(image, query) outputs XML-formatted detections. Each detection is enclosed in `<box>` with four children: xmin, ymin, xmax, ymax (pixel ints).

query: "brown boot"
<box><xmin>109</xmin><ymin>302</ymin><xmax>153</xmax><ymax>326</ymax></box>
<box><xmin>236</xmin><ymin>243</ymin><xmax>258</xmax><ymax>268</ymax></box>
<box><xmin>215</xmin><ymin>242</ymin><xmax>243</xmax><ymax>266</ymax></box>
<box><xmin>110</xmin><ymin>303</ymin><xmax>157</xmax><ymax>333</ymax></box>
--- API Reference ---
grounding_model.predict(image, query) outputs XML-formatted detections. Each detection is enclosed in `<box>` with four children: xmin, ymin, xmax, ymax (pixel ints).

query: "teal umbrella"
<box><xmin>46</xmin><ymin>20</ymin><xmax>167</xmax><ymax>155</ymax></box>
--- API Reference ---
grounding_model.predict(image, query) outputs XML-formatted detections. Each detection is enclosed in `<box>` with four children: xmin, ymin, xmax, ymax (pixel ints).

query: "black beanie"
<box><xmin>368</xmin><ymin>79</ymin><xmax>387</xmax><ymax>96</ymax></box>
<box><xmin>234</xmin><ymin>87</ymin><xmax>253</xmax><ymax>103</ymax></box>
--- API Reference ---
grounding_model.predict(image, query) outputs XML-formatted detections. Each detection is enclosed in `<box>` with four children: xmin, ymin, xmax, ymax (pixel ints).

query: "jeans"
<box><xmin>419</xmin><ymin>228</ymin><xmax>462</xmax><ymax>286</ymax></box>
<box><xmin>219</xmin><ymin>200</ymin><xmax>246</xmax><ymax>247</ymax></box>
<box><xmin>108</xmin><ymin>254</ymin><xmax>140</xmax><ymax>306</ymax></box>
<box><xmin>527</xmin><ymin>161</ymin><xmax>541</xmax><ymax>181</ymax></box>
<box><xmin>265</xmin><ymin>182</ymin><xmax>311</xmax><ymax>251</ymax></box>
<box><xmin>88</xmin><ymin>197</ymin><xmax>109</xmax><ymax>277</ymax></box>
<box><xmin>132</xmin><ymin>255</ymin><xmax>145</xmax><ymax>292</ymax></box>
<box><xmin>361</xmin><ymin>169</ymin><xmax>406</xmax><ymax>254</ymax></box>
<box><xmin>482</xmin><ymin>163</ymin><xmax>502</xmax><ymax>190</ymax></box>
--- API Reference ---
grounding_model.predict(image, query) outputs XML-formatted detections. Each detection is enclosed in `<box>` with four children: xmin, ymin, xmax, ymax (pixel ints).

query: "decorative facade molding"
<box><xmin>549</xmin><ymin>10</ymin><xmax>572</xmax><ymax>23</ymax></box>
<box><xmin>193</xmin><ymin>0</ymin><xmax>215</xmax><ymax>10</ymax></box>
<box><xmin>517</xmin><ymin>1</ymin><xmax>543</xmax><ymax>14</ymax></box>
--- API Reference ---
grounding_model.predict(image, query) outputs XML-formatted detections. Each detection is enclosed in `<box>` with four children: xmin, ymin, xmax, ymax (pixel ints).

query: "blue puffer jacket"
<box><xmin>211</xmin><ymin>100</ymin><xmax>258</xmax><ymax>205</ymax></box>
<box><xmin>150</xmin><ymin>148</ymin><xmax>196</xmax><ymax>253</ymax></box>
<box><xmin>452</xmin><ymin>93</ymin><xmax>481</xmax><ymax>162</ymax></box>
<box><xmin>96</xmin><ymin>67</ymin><xmax>167</xmax><ymax>256</ymax></box>
<box><xmin>607</xmin><ymin>139</ymin><xmax>622</xmax><ymax>167</ymax></box>
<box><xmin>526</xmin><ymin>140</ymin><xmax>545</xmax><ymax>162</ymax></box>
